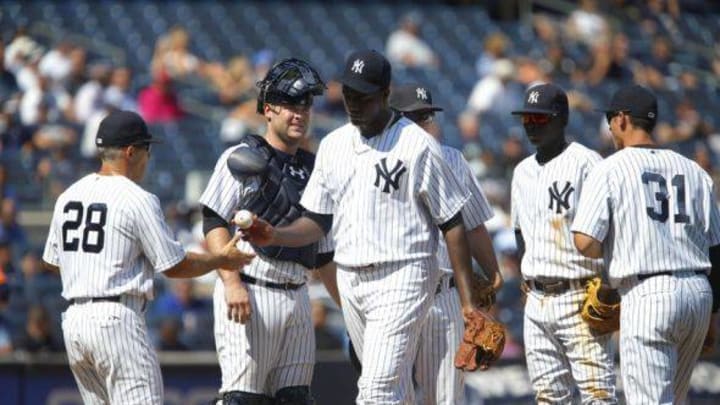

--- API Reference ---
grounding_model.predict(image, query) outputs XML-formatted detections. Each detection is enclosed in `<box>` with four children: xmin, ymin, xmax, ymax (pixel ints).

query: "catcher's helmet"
<box><xmin>256</xmin><ymin>58</ymin><xmax>326</xmax><ymax>113</ymax></box>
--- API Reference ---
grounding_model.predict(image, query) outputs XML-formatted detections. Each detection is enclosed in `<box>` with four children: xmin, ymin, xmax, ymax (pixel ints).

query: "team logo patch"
<box><xmin>351</xmin><ymin>59</ymin><xmax>365</xmax><ymax>74</ymax></box>
<box><xmin>374</xmin><ymin>157</ymin><xmax>406</xmax><ymax>193</ymax></box>
<box><xmin>548</xmin><ymin>181</ymin><xmax>574</xmax><ymax>213</ymax></box>
<box><xmin>528</xmin><ymin>91</ymin><xmax>540</xmax><ymax>104</ymax></box>
<box><xmin>416</xmin><ymin>87</ymin><xmax>427</xmax><ymax>100</ymax></box>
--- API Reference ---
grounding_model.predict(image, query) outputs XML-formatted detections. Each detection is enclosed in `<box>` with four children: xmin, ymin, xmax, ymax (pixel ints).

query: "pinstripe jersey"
<box><xmin>43</xmin><ymin>173</ymin><xmax>185</xmax><ymax>299</ymax></box>
<box><xmin>572</xmin><ymin>146</ymin><xmax>720</xmax><ymax>285</ymax></box>
<box><xmin>511</xmin><ymin>142</ymin><xmax>603</xmax><ymax>279</ymax></box>
<box><xmin>436</xmin><ymin>146</ymin><xmax>494</xmax><ymax>274</ymax></box>
<box><xmin>199</xmin><ymin>144</ymin><xmax>333</xmax><ymax>284</ymax></box>
<box><xmin>300</xmin><ymin>116</ymin><xmax>469</xmax><ymax>267</ymax></box>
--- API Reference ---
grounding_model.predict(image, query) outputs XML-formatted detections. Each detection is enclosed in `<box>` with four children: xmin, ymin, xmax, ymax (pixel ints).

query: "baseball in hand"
<box><xmin>234</xmin><ymin>210</ymin><xmax>254</xmax><ymax>229</ymax></box>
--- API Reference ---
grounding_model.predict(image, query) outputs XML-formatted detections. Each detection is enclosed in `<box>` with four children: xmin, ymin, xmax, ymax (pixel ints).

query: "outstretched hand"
<box><xmin>220</xmin><ymin>232</ymin><xmax>256</xmax><ymax>268</ymax></box>
<box><xmin>234</xmin><ymin>214</ymin><xmax>275</xmax><ymax>246</ymax></box>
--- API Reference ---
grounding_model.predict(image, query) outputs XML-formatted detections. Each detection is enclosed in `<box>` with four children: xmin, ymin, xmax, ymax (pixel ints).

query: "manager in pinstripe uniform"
<box><xmin>42</xmin><ymin>111</ymin><xmax>254</xmax><ymax>405</ymax></box>
<box><xmin>573</xmin><ymin>85</ymin><xmax>720</xmax><ymax>404</ymax></box>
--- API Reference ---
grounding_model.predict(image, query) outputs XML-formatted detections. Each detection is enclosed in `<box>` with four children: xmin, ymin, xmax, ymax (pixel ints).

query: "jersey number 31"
<box><xmin>62</xmin><ymin>201</ymin><xmax>107</xmax><ymax>253</ymax></box>
<box><xmin>641</xmin><ymin>172</ymin><xmax>690</xmax><ymax>224</ymax></box>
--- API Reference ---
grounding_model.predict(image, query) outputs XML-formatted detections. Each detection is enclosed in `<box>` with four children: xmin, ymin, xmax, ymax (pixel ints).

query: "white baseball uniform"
<box><xmin>199</xmin><ymin>143</ymin><xmax>333</xmax><ymax>397</ymax></box>
<box><xmin>42</xmin><ymin>173</ymin><xmax>186</xmax><ymax>405</ymax></box>
<box><xmin>511</xmin><ymin>142</ymin><xmax>617</xmax><ymax>404</ymax></box>
<box><xmin>300</xmin><ymin>115</ymin><xmax>469</xmax><ymax>404</ymax></box>
<box><xmin>572</xmin><ymin>146</ymin><xmax>720</xmax><ymax>404</ymax></box>
<box><xmin>414</xmin><ymin>146</ymin><xmax>494</xmax><ymax>405</ymax></box>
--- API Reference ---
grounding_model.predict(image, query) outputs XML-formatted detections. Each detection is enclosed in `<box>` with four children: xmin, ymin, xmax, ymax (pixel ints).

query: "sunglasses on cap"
<box><xmin>404</xmin><ymin>111</ymin><xmax>435</xmax><ymax>125</ymax></box>
<box><xmin>520</xmin><ymin>114</ymin><xmax>552</xmax><ymax>125</ymax></box>
<box><xmin>605</xmin><ymin>110</ymin><xmax>629</xmax><ymax>125</ymax></box>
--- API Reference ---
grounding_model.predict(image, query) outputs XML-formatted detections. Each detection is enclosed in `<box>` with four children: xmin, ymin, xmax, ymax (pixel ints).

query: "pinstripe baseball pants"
<box><xmin>618</xmin><ymin>271</ymin><xmax>711</xmax><ymax>404</ymax></box>
<box><xmin>524</xmin><ymin>284</ymin><xmax>617</xmax><ymax>404</ymax></box>
<box><xmin>337</xmin><ymin>258</ymin><xmax>441</xmax><ymax>405</ymax></box>
<box><xmin>62</xmin><ymin>295</ymin><xmax>161</xmax><ymax>405</ymax></box>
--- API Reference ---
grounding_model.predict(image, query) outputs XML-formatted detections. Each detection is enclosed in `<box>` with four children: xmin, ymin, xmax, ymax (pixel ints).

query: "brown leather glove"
<box><xmin>581</xmin><ymin>277</ymin><xmax>620</xmax><ymax>335</ymax></box>
<box><xmin>454</xmin><ymin>308</ymin><xmax>506</xmax><ymax>371</ymax></box>
<box><xmin>469</xmin><ymin>272</ymin><xmax>496</xmax><ymax>308</ymax></box>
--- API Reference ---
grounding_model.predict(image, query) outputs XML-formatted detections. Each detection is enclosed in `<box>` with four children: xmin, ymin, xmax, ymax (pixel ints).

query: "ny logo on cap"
<box><xmin>528</xmin><ymin>91</ymin><xmax>540</xmax><ymax>104</ymax></box>
<box><xmin>351</xmin><ymin>59</ymin><xmax>365</xmax><ymax>74</ymax></box>
<box><xmin>416</xmin><ymin>87</ymin><xmax>427</xmax><ymax>100</ymax></box>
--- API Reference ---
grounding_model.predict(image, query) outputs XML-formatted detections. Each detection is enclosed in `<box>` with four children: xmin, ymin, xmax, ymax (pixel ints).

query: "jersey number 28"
<box><xmin>641</xmin><ymin>172</ymin><xmax>690</xmax><ymax>224</ymax></box>
<box><xmin>62</xmin><ymin>201</ymin><xmax>107</xmax><ymax>253</ymax></box>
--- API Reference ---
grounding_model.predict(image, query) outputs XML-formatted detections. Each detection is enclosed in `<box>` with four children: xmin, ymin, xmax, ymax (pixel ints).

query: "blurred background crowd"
<box><xmin>1</xmin><ymin>0</ymin><xmax>719</xmax><ymax>362</ymax></box>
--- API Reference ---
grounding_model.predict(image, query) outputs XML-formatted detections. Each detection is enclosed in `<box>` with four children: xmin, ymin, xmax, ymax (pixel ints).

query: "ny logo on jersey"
<box><xmin>351</xmin><ymin>59</ymin><xmax>365</xmax><ymax>74</ymax></box>
<box><xmin>286</xmin><ymin>165</ymin><xmax>306</xmax><ymax>180</ymax></box>
<box><xmin>528</xmin><ymin>91</ymin><xmax>540</xmax><ymax>104</ymax></box>
<box><xmin>374</xmin><ymin>158</ymin><xmax>407</xmax><ymax>193</ymax></box>
<box><xmin>416</xmin><ymin>87</ymin><xmax>427</xmax><ymax>100</ymax></box>
<box><xmin>548</xmin><ymin>181</ymin><xmax>574</xmax><ymax>213</ymax></box>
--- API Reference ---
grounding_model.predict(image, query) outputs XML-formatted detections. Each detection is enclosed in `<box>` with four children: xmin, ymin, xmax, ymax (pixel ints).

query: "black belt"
<box><xmin>525</xmin><ymin>278</ymin><xmax>590</xmax><ymax>295</ymax></box>
<box><xmin>240</xmin><ymin>273</ymin><xmax>305</xmax><ymax>291</ymax></box>
<box><xmin>69</xmin><ymin>295</ymin><xmax>122</xmax><ymax>305</ymax></box>
<box><xmin>435</xmin><ymin>276</ymin><xmax>456</xmax><ymax>294</ymax></box>
<box><xmin>637</xmin><ymin>270</ymin><xmax>706</xmax><ymax>281</ymax></box>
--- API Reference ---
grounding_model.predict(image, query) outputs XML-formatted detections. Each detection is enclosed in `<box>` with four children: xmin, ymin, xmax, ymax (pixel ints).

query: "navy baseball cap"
<box><xmin>601</xmin><ymin>84</ymin><xmax>657</xmax><ymax>123</ymax></box>
<box><xmin>511</xmin><ymin>83</ymin><xmax>568</xmax><ymax>117</ymax></box>
<box><xmin>96</xmin><ymin>111</ymin><xmax>160</xmax><ymax>147</ymax></box>
<box><xmin>389</xmin><ymin>84</ymin><xmax>443</xmax><ymax>113</ymax></box>
<box><xmin>339</xmin><ymin>49</ymin><xmax>391</xmax><ymax>94</ymax></box>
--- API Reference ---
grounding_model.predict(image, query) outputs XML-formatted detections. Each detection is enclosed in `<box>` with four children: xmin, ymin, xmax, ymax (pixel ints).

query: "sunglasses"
<box><xmin>520</xmin><ymin>114</ymin><xmax>552</xmax><ymax>125</ymax></box>
<box><xmin>605</xmin><ymin>110</ymin><xmax>629</xmax><ymax>125</ymax></box>
<box><xmin>404</xmin><ymin>111</ymin><xmax>435</xmax><ymax>125</ymax></box>
<box><xmin>133</xmin><ymin>142</ymin><xmax>152</xmax><ymax>153</ymax></box>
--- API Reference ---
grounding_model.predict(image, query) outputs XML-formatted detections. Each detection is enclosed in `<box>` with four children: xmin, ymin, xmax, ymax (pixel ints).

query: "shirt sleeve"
<box><xmin>707</xmin><ymin>180</ymin><xmax>720</xmax><ymax>247</ymax></box>
<box><xmin>42</xmin><ymin>201</ymin><xmax>62</xmax><ymax>267</ymax></box>
<box><xmin>571</xmin><ymin>164</ymin><xmax>612</xmax><ymax>242</ymax></box>
<box><xmin>317</xmin><ymin>232</ymin><xmax>335</xmax><ymax>254</ymax></box>
<box><xmin>198</xmin><ymin>147</ymin><xmax>243</xmax><ymax>220</ymax></box>
<box><xmin>300</xmin><ymin>139</ymin><xmax>335</xmax><ymax>215</ymax></box>
<box><xmin>134</xmin><ymin>193</ymin><xmax>185</xmax><ymax>273</ymax></box>
<box><xmin>455</xmin><ymin>153</ymin><xmax>494</xmax><ymax>229</ymax></box>
<box><xmin>416</xmin><ymin>140</ymin><xmax>469</xmax><ymax>225</ymax></box>
<box><xmin>510</xmin><ymin>170</ymin><xmax>521</xmax><ymax>230</ymax></box>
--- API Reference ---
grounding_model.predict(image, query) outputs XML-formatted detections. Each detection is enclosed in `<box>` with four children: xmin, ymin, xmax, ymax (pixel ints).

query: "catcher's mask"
<box><xmin>256</xmin><ymin>58</ymin><xmax>326</xmax><ymax>113</ymax></box>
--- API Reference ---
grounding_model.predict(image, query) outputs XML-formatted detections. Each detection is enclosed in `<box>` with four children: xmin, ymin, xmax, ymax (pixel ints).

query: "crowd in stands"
<box><xmin>1</xmin><ymin>0</ymin><xmax>719</xmax><ymax>362</ymax></box>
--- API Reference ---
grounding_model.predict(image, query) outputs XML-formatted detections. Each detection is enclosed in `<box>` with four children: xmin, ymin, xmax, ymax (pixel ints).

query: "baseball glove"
<box><xmin>470</xmin><ymin>272</ymin><xmax>496</xmax><ymax>308</ymax></box>
<box><xmin>454</xmin><ymin>309</ymin><xmax>506</xmax><ymax>371</ymax></box>
<box><xmin>581</xmin><ymin>277</ymin><xmax>620</xmax><ymax>335</ymax></box>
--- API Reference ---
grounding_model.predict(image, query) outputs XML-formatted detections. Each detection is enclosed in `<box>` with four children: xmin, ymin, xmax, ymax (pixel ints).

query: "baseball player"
<box><xmin>510</xmin><ymin>83</ymin><xmax>617</xmax><ymax>403</ymax></box>
<box><xmin>242</xmin><ymin>49</ymin><xmax>483</xmax><ymax>404</ymax></box>
<box><xmin>200</xmin><ymin>58</ymin><xmax>334</xmax><ymax>405</ymax></box>
<box><xmin>389</xmin><ymin>83</ymin><xmax>502</xmax><ymax>404</ymax></box>
<box><xmin>41</xmin><ymin>110</ymin><xmax>254</xmax><ymax>405</ymax></box>
<box><xmin>572</xmin><ymin>84</ymin><xmax>720</xmax><ymax>404</ymax></box>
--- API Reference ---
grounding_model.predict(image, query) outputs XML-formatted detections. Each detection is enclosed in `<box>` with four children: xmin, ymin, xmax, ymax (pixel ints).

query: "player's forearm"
<box><xmin>165</xmin><ymin>252</ymin><xmax>226</xmax><ymax>278</ymax></box>
<box><xmin>443</xmin><ymin>223</ymin><xmax>475</xmax><ymax>308</ymax></box>
<box><xmin>317</xmin><ymin>261</ymin><xmax>341</xmax><ymax>307</ymax></box>
<box><xmin>467</xmin><ymin>225</ymin><xmax>502</xmax><ymax>286</ymax></box>
<box><xmin>273</xmin><ymin>217</ymin><xmax>325</xmax><ymax>247</ymax></box>
<box><xmin>206</xmin><ymin>226</ymin><xmax>242</xmax><ymax>285</ymax></box>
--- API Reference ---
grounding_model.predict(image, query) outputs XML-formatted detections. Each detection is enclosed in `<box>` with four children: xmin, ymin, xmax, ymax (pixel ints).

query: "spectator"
<box><xmin>104</xmin><ymin>67</ymin><xmax>137</xmax><ymax>112</ymax></box>
<box><xmin>19</xmin><ymin>73</ymin><xmax>73</xmax><ymax>126</ymax></box>
<box><xmin>73</xmin><ymin>64</ymin><xmax>112</xmax><ymax>124</ymax></box>
<box><xmin>312</xmin><ymin>299</ymin><xmax>343</xmax><ymax>350</ymax></box>
<box><xmin>467</xmin><ymin>59</ymin><xmax>518</xmax><ymax>116</ymax></box>
<box><xmin>0</xmin><ymin>198</ymin><xmax>27</xmax><ymax>253</ymax></box>
<box><xmin>476</xmin><ymin>32</ymin><xmax>509</xmax><ymax>78</ymax></box>
<box><xmin>38</xmin><ymin>40</ymin><xmax>74</xmax><ymax>87</ymax></box>
<box><xmin>137</xmin><ymin>70</ymin><xmax>184</xmax><ymax>124</ymax></box>
<box><xmin>18</xmin><ymin>248</ymin><xmax>61</xmax><ymax>303</ymax></box>
<box><xmin>12</xmin><ymin>305</ymin><xmax>63</xmax><ymax>353</ymax></box>
<box><xmin>386</xmin><ymin>12</ymin><xmax>439</xmax><ymax>69</ymax></box>
<box><xmin>157</xmin><ymin>318</ymin><xmax>189</xmax><ymax>351</ymax></box>
<box><xmin>565</xmin><ymin>0</ymin><xmax>610</xmax><ymax>47</ymax></box>
<box><xmin>0</xmin><ymin>234</ymin><xmax>16</xmax><ymax>276</ymax></box>
<box><xmin>0</xmin><ymin>269</ymin><xmax>12</xmax><ymax>355</ymax></box>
